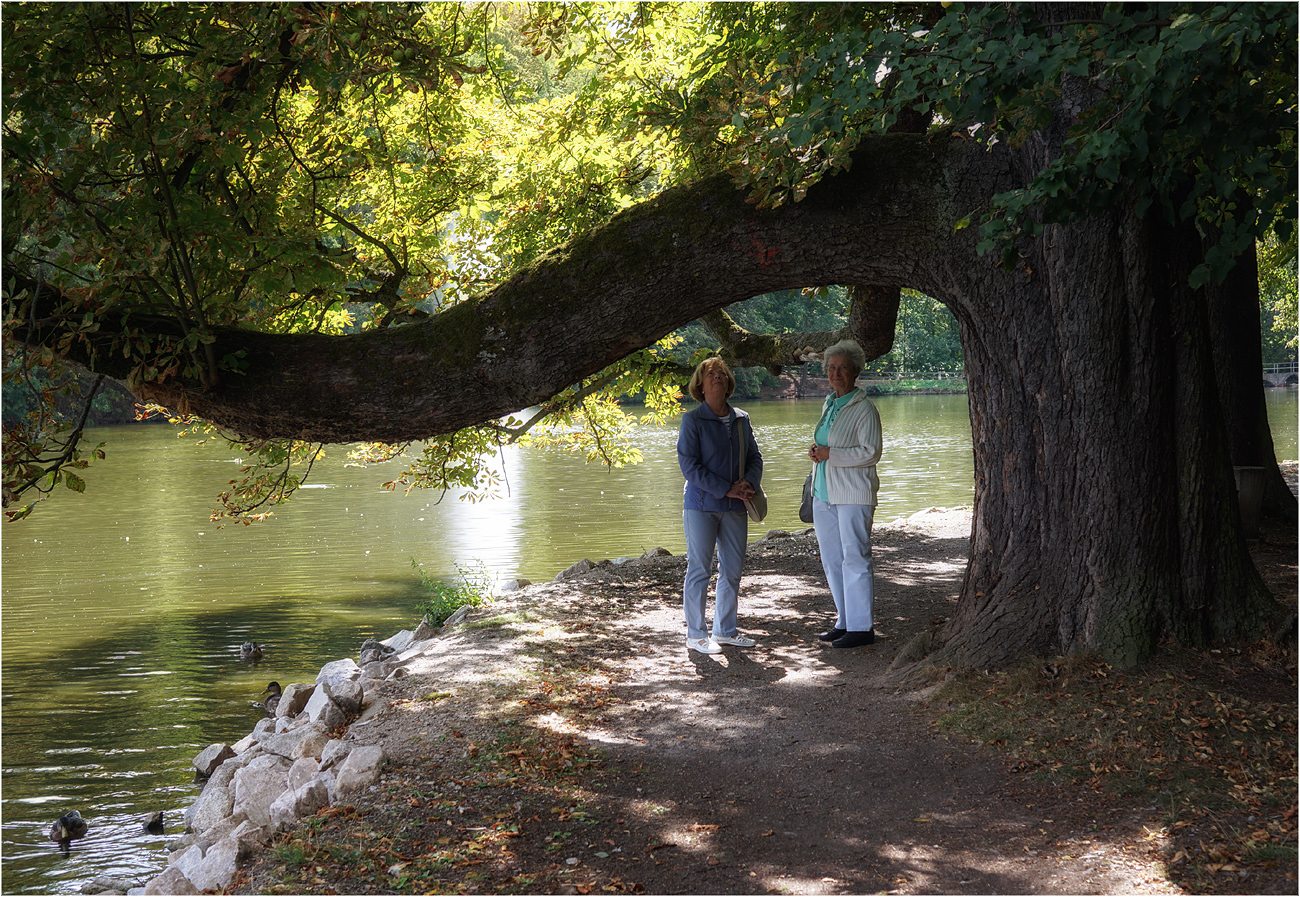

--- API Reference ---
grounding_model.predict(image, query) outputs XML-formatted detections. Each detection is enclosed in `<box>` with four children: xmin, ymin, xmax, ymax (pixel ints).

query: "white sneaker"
<box><xmin>713</xmin><ymin>634</ymin><xmax>756</xmax><ymax>647</ymax></box>
<box><xmin>686</xmin><ymin>637</ymin><xmax>722</xmax><ymax>654</ymax></box>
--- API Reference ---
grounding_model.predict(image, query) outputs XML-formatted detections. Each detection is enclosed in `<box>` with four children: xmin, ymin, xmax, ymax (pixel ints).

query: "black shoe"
<box><xmin>832</xmin><ymin>630</ymin><xmax>875</xmax><ymax>648</ymax></box>
<box><xmin>818</xmin><ymin>627</ymin><xmax>847</xmax><ymax>642</ymax></box>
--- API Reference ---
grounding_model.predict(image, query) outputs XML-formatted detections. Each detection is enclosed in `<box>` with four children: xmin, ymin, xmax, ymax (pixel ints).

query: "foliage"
<box><xmin>1</xmin><ymin>355</ymin><xmax>107</xmax><ymax>521</ymax></box>
<box><xmin>1</xmin><ymin>2</ymin><xmax>691</xmax><ymax>517</ymax></box>
<box><xmin>137</xmin><ymin>405</ymin><xmax>324</xmax><ymax>525</ymax></box>
<box><xmin>1259</xmin><ymin>232</ymin><xmax>1299</xmax><ymax>358</ymax></box>
<box><xmin>412</xmin><ymin>559</ymin><xmax>494</xmax><ymax>626</ymax></box>
<box><xmin>865</xmin><ymin>291</ymin><xmax>963</xmax><ymax>374</ymax></box>
<box><xmin>644</xmin><ymin>2</ymin><xmax>1297</xmax><ymax>286</ymax></box>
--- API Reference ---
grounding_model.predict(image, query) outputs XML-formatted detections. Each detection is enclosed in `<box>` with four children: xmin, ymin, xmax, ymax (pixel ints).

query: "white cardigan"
<box><xmin>821</xmin><ymin>390</ymin><xmax>882</xmax><ymax>507</ymax></box>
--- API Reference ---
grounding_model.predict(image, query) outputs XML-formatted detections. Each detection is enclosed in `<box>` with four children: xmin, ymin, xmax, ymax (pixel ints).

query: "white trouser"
<box><xmin>812</xmin><ymin>498</ymin><xmax>875</xmax><ymax>631</ymax></box>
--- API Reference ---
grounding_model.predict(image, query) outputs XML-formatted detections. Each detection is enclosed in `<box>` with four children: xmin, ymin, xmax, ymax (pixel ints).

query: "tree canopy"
<box><xmin>4</xmin><ymin>2</ymin><xmax>1296</xmax><ymax>669</ymax></box>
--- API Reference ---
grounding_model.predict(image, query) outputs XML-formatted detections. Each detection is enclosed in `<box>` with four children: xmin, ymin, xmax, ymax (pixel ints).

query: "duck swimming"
<box><xmin>240</xmin><ymin>641</ymin><xmax>263</xmax><ymax>661</ymax></box>
<box><xmin>49</xmin><ymin>810</ymin><xmax>88</xmax><ymax>846</ymax></box>
<box><xmin>260</xmin><ymin>681</ymin><xmax>282</xmax><ymax>716</ymax></box>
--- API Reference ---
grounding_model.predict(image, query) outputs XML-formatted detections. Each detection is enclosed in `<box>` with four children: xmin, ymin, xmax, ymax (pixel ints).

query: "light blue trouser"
<box><xmin>682</xmin><ymin>509</ymin><xmax>749</xmax><ymax>640</ymax></box>
<box><xmin>812</xmin><ymin>497</ymin><xmax>876</xmax><ymax>631</ymax></box>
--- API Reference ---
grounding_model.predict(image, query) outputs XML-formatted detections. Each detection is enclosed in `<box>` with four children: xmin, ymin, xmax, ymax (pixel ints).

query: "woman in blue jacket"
<box><xmin>677</xmin><ymin>357</ymin><xmax>763</xmax><ymax>655</ymax></box>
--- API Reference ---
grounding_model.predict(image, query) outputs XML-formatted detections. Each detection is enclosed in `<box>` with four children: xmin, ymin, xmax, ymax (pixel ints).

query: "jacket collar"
<box><xmin>696</xmin><ymin>402</ymin><xmax>740</xmax><ymax>422</ymax></box>
<box><xmin>824</xmin><ymin>387</ymin><xmax>864</xmax><ymax>409</ymax></box>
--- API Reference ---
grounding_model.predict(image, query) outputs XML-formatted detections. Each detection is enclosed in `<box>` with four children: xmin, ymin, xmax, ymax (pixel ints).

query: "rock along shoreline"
<box><xmin>89</xmin><ymin>539</ymin><xmax>716</xmax><ymax>896</ymax></box>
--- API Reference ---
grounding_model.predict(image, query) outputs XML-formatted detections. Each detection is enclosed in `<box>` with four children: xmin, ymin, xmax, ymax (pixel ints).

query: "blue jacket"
<box><xmin>677</xmin><ymin>403</ymin><xmax>763</xmax><ymax>513</ymax></box>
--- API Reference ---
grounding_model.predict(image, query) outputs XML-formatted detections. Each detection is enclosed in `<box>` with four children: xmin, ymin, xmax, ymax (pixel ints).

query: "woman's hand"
<box><xmin>726</xmin><ymin>479</ymin><xmax>756</xmax><ymax>500</ymax></box>
<box><xmin>809</xmin><ymin>444</ymin><xmax>831</xmax><ymax>463</ymax></box>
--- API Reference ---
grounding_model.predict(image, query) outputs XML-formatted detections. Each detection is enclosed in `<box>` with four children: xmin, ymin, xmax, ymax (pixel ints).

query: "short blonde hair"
<box><xmin>823</xmin><ymin>339</ymin><xmax>866</xmax><ymax>376</ymax></box>
<box><xmin>688</xmin><ymin>357</ymin><xmax>735</xmax><ymax>402</ymax></box>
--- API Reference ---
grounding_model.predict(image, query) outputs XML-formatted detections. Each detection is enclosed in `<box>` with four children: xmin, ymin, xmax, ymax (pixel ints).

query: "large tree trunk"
<box><xmin>920</xmin><ymin>198</ymin><xmax>1278</xmax><ymax>670</ymax></box>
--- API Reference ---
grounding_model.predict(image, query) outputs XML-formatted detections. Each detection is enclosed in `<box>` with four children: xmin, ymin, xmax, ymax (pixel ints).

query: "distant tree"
<box><xmin>864</xmin><ymin>292</ymin><xmax>963</xmax><ymax>374</ymax></box>
<box><xmin>1259</xmin><ymin>233</ymin><xmax>1299</xmax><ymax>362</ymax></box>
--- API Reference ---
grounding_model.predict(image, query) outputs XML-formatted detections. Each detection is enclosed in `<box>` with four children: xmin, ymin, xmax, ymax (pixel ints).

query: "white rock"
<box><xmin>275</xmin><ymin>682</ymin><xmax>316</xmax><ymax>719</ymax></box>
<box><xmin>303</xmin><ymin>689</ymin><xmax>348</xmax><ymax>728</ymax></box>
<box><xmin>317</xmin><ymin>769</ymin><xmax>340</xmax><ymax>804</ymax></box>
<box><xmin>192</xmin><ymin>743</ymin><xmax>236</xmax><ymax>777</ymax></box>
<box><xmin>268</xmin><ymin>778</ymin><xmax>329</xmax><ymax>830</ymax></box>
<box><xmin>288</xmin><ymin>757</ymin><xmax>320</xmax><ymax>793</ymax></box>
<box><xmin>231</xmin><ymin>754</ymin><xmax>292</xmax><ymax>828</ymax></box>
<box><xmin>229</xmin><ymin>818</ymin><xmax>269</xmax><ymax>854</ymax></box>
<box><xmin>330</xmin><ymin>678</ymin><xmax>364</xmax><ymax>715</ymax></box>
<box><xmin>441</xmin><ymin>606</ymin><xmax>474</xmax><ymax>627</ymax></box>
<box><xmin>316</xmin><ymin>658</ymin><xmax>362</xmax><ymax>689</ymax></box>
<box><xmin>333</xmin><ymin>745</ymin><xmax>386</xmax><ymax>795</ymax></box>
<box><xmin>260</xmin><ymin>723</ymin><xmax>331</xmax><ymax>761</ymax></box>
<box><xmin>193</xmin><ymin>811</ymin><xmax>249</xmax><ymax>846</ymax></box>
<box><xmin>164</xmin><ymin>833</ymin><xmax>195</xmax><ymax>855</ymax></box>
<box><xmin>498</xmin><ymin>578</ymin><xmax>531</xmax><ymax>592</ymax></box>
<box><xmin>554</xmin><ymin>558</ymin><xmax>595</xmax><ymax>581</ymax></box>
<box><xmin>168</xmin><ymin>843</ymin><xmax>205</xmax><ymax>877</ymax></box>
<box><xmin>185</xmin><ymin>764</ymin><xmax>235</xmax><ymax>836</ymax></box>
<box><xmin>143</xmin><ymin>866</ymin><xmax>199</xmax><ymax>895</ymax></box>
<box><xmin>319</xmin><ymin>739</ymin><xmax>353</xmax><ymax>770</ymax></box>
<box><xmin>361</xmin><ymin>659</ymin><xmax>395</xmax><ymax>679</ymax></box>
<box><xmin>382</xmin><ymin>630</ymin><xmax>416</xmax><ymax>653</ymax></box>
<box><xmin>194</xmin><ymin>837</ymin><xmax>241</xmax><ymax>891</ymax></box>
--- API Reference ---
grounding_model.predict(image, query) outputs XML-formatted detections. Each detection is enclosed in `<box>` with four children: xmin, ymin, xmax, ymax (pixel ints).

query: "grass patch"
<box><xmin>412</xmin><ymin>559</ymin><xmax>494</xmax><ymax>625</ymax></box>
<box><xmin>924</xmin><ymin>643</ymin><xmax>1298</xmax><ymax>892</ymax></box>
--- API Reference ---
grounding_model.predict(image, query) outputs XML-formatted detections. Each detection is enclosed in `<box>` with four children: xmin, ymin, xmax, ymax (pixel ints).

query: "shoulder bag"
<box><xmin>739</xmin><ymin>417</ymin><xmax>768</xmax><ymax>523</ymax></box>
<box><xmin>799</xmin><ymin>471</ymin><xmax>814</xmax><ymax>523</ymax></box>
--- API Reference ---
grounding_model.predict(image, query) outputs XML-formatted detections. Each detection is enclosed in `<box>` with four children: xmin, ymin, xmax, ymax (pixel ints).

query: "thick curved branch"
<box><xmin>7</xmin><ymin>133</ymin><xmax>998</xmax><ymax>444</ymax></box>
<box><xmin>701</xmin><ymin>284</ymin><xmax>901</xmax><ymax>372</ymax></box>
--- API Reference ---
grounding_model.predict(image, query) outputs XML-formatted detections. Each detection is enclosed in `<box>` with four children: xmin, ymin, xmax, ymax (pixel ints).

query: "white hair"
<box><xmin>822</xmin><ymin>339</ymin><xmax>867</xmax><ymax>375</ymax></box>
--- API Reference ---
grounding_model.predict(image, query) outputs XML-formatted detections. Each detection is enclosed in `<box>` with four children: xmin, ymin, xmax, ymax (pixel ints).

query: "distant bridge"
<box><xmin>1264</xmin><ymin>362</ymin><xmax>1299</xmax><ymax>388</ymax></box>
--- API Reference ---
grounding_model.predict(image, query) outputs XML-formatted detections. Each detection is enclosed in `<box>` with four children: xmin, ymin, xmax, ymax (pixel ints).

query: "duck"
<box><xmin>240</xmin><ymin>641</ymin><xmax>263</xmax><ymax>661</ymax></box>
<box><xmin>49</xmin><ymin>810</ymin><xmax>88</xmax><ymax>846</ymax></box>
<box><xmin>260</xmin><ymin>681</ymin><xmax>282</xmax><ymax>716</ymax></box>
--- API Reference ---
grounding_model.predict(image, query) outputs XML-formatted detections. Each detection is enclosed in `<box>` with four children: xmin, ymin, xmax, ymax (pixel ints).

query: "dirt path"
<box><xmin>232</xmin><ymin>508</ymin><xmax>1286</xmax><ymax>895</ymax></box>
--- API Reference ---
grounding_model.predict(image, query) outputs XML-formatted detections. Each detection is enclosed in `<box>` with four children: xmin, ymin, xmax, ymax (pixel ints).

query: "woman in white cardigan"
<box><xmin>807</xmin><ymin>339</ymin><xmax>882</xmax><ymax>649</ymax></box>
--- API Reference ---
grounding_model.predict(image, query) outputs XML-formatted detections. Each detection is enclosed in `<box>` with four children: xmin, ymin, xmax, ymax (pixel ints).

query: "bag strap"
<box><xmin>737</xmin><ymin>413</ymin><xmax>745</xmax><ymax>483</ymax></box>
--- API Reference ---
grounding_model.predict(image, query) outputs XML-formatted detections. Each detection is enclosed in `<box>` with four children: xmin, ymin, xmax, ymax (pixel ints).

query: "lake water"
<box><xmin>1</xmin><ymin>390</ymin><xmax>1295</xmax><ymax>893</ymax></box>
